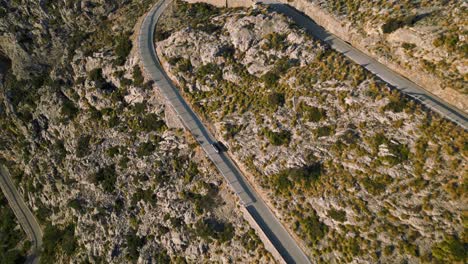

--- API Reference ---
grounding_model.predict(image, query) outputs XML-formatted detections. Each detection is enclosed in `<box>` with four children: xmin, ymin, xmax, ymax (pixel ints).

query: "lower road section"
<box><xmin>138</xmin><ymin>0</ymin><xmax>311</xmax><ymax>263</ymax></box>
<box><xmin>0</xmin><ymin>165</ymin><xmax>42</xmax><ymax>264</ymax></box>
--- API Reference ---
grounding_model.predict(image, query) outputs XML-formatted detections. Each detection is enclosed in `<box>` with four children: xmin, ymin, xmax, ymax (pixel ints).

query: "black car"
<box><xmin>211</xmin><ymin>142</ymin><xmax>221</xmax><ymax>153</ymax></box>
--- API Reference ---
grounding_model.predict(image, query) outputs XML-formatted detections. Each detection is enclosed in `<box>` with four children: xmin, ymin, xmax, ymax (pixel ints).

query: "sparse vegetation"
<box><xmin>159</xmin><ymin>3</ymin><xmax>467</xmax><ymax>263</ymax></box>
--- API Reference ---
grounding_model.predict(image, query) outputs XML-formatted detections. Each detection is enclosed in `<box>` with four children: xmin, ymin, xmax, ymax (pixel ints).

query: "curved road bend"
<box><xmin>139</xmin><ymin>0</ymin><xmax>311</xmax><ymax>263</ymax></box>
<box><xmin>261</xmin><ymin>0</ymin><xmax>468</xmax><ymax>130</ymax></box>
<box><xmin>0</xmin><ymin>165</ymin><xmax>43</xmax><ymax>264</ymax></box>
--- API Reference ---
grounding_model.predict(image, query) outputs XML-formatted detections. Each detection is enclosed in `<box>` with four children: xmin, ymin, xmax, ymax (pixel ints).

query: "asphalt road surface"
<box><xmin>263</xmin><ymin>0</ymin><xmax>468</xmax><ymax>129</ymax></box>
<box><xmin>0</xmin><ymin>165</ymin><xmax>42</xmax><ymax>264</ymax></box>
<box><xmin>138</xmin><ymin>0</ymin><xmax>311</xmax><ymax>263</ymax></box>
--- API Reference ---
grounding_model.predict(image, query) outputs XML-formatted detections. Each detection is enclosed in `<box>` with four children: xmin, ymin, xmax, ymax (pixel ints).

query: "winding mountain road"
<box><xmin>0</xmin><ymin>165</ymin><xmax>42</xmax><ymax>264</ymax></box>
<box><xmin>138</xmin><ymin>0</ymin><xmax>311</xmax><ymax>263</ymax></box>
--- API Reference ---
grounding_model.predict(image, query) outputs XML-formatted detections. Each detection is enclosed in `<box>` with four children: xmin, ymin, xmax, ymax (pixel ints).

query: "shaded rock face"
<box><xmin>157</xmin><ymin>2</ymin><xmax>467</xmax><ymax>264</ymax></box>
<box><xmin>0</xmin><ymin>1</ymin><xmax>273</xmax><ymax>263</ymax></box>
<box><xmin>0</xmin><ymin>53</ymin><xmax>11</xmax><ymax>78</ymax></box>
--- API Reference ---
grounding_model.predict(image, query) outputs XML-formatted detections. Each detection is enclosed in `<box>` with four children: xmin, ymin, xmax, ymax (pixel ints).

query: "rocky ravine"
<box><xmin>0</xmin><ymin>0</ymin><xmax>273</xmax><ymax>263</ymax></box>
<box><xmin>157</xmin><ymin>1</ymin><xmax>467</xmax><ymax>263</ymax></box>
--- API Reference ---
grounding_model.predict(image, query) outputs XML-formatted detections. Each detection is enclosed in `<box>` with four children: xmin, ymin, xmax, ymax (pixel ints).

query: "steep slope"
<box><xmin>157</xmin><ymin>1</ymin><xmax>467</xmax><ymax>263</ymax></box>
<box><xmin>0</xmin><ymin>0</ymin><xmax>272</xmax><ymax>262</ymax></box>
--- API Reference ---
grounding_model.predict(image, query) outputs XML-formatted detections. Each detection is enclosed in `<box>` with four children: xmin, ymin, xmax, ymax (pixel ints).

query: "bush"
<box><xmin>271</xmin><ymin>173</ymin><xmax>293</xmax><ymax>196</ymax></box>
<box><xmin>140</xmin><ymin>113</ymin><xmax>166</xmax><ymax>133</ymax></box>
<box><xmin>76</xmin><ymin>135</ymin><xmax>91</xmax><ymax>158</ymax></box>
<box><xmin>263</xmin><ymin>32</ymin><xmax>287</xmax><ymax>50</ymax></box>
<box><xmin>262</xmin><ymin>71</ymin><xmax>280</xmax><ymax>87</ymax></box>
<box><xmin>431</xmin><ymin>235</ymin><xmax>467</xmax><ymax>262</ymax></box>
<box><xmin>295</xmin><ymin>210</ymin><xmax>328</xmax><ymax>244</ymax></box>
<box><xmin>67</xmin><ymin>198</ymin><xmax>83</xmax><ymax>211</ymax></box>
<box><xmin>223</xmin><ymin>123</ymin><xmax>243</xmax><ymax>140</ymax></box>
<box><xmin>132</xmin><ymin>66</ymin><xmax>144</xmax><ymax>86</ymax></box>
<box><xmin>315</xmin><ymin>126</ymin><xmax>333</xmax><ymax>137</ymax></box>
<box><xmin>89</xmin><ymin>165</ymin><xmax>117</xmax><ymax>193</ymax></box>
<box><xmin>137</xmin><ymin>142</ymin><xmax>156</xmax><ymax>157</ymax></box>
<box><xmin>115</xmin><ymin>33</ymin><xmax>132</xmax><ymax>65</ymax></box>
<box><xmin>272</xmin><ymin>163</ymin><xmax>323</xmax><ymax>194</ymax></box>
<box><xmin>88</xmin><ymin>68</ymin><xmax>104</xmax><ymax>82</ymax></box>
<box><xmin>299</xmin><ymin>102</ymin><xmax>326</xmax><ymax>122</ymax></box>
<box><xmin>106</xmin><ymin>146</ymin><xmax>120</xmax><ymax>158</ymax></box>
<box><xmin>194</xmin><ymin>218</ymin><xmax>235</xmax><ymax>243</ymax></box>
<box><xmin>267</xmin><ymin>92</ymin><xmax>285</xmax><ymax>108</ymax></box>
<box><xmin>197</xmin><ymin>63</ymin><xmax>222</xmax><ymax>81</ymax></box>
<box><xmin>132</xmin><ymin>188</ymin><xmax>157</xmax><ymax>206</ymax></box>
<box><xmin>361</xmin><ymin>176</ymin><xmax>387</xmax><ymax>195</ymax></box>
<box><xmin>328</xmin><ymin>209</ymin><xmax>347</xmax><ymax>222</ymax></box>
<box><xmin>61</xmin><ymin>98</ymin><xmax>79</xmax><ymax>120</ymax></box>
<box><xmin>263</xmin><ymin>129</ymin><xmax>291</xmax><ymax>146</ymax></box>
<box><xmin>126</xmin><ymin>229</ymin><xmax>145</xmax><ymax>262</ymax></box>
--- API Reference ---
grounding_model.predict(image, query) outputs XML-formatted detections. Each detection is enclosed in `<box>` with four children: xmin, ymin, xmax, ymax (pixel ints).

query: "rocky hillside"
<box><xmin>157</xmin><ymin>1</ymin><xmax>467</xmax><ymax>263</ymax></box>
<box><xmin>281</xmin><ymin>0</ymin><xmax>468</xmax><ymax>112</ymax></box>
<box><xmin>0</xmin><ymin>0</ymin><xmax>272</xmax><ymax>263</ymax></box>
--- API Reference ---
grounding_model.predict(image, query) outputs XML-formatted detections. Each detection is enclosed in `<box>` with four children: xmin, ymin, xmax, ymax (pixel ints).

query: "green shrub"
<box><xmin>386</xmin><ymin>142</ymin><xmax>410</xmax><ymax>164</ymax></box>
<box><xmin>295</xmin><ymin>210</ymin><xmax>328</xmax><ymax>244</ymax></box>
<box><xmin>132</xmin><ymin>188</ymin><xmax>157</xmax><ymax>206</ymax></box>
<box><xmin>194</xmin><ymin>218</ymin><xmax>235</xmax><ymax>243</ymax></box>
<box><xmin>106</xmin><ymin>146</ymin><xmax>120</xmax><ymax>158</ymax></box>
<box><xmin>132</xmin><ymin>66</ymin><xmax>144</xmax><ymax>86</ymax></box>
<box><xmin>88</xmin><ymin>68</ymin><xmax>104</xmax><ymax>82</ymax></box>
<box><xmin>126</xmin><ymin>228</ymin><xmax>145</xmax><ymax>262</ymax></box>
<box><xmin>315</xmin><ymin>126</ymin><xmax>333</xmax><ymax>137</ymax></box>
<box><xmin>431</xmin><ymin>235</ymin><xmax>467</xmax><ymax>262</ymax></box>
<box><xmin>140</xmin><ymin>113</ymin><xmax>166</xmax><ymax>132</ymax></box>
<box><xmin>383</xmin><ymin>245</ymin><xmax>395</xmax><ymax>256</ymax></box>
<box><xmin>223</xmin><ymin>123</ymin><xmax>243</xmax><ymax>140</ymax></box>
<box><xmin>67</xmin><ymin>199</ymin><xmax>83</xmax><ymax>211</ymax></box>
<box><xmin>300</xmin><ymin>104</ymin><xmax>326</xmax><ymax>122</ymax></box>
<box><xmin>263</xmin><ymin>32</ymin><xmax>287</xmax><ymax>50</ymax></box>
<box><xmin>76</xmin><ymin>135</ymin><xmax>91</xmax><ymax>158</ymax></box>
<box><xmin>328</xmin><ymin>208</ymin><xmax>347</xmax><ymax>222</ymax></box>
<box><xmin>61</xmin><ymin>98</ymin><xmax>79</xmax><ymax>120</ymax></box>
<box><xmin>262</xmin><ymin>71</ymin><xmax>280</xmax><ymax>87</ymax></box>
<box><xmin>263</xmin><ymin>129</ymin><xmax>291</xmax><ymax>146</ymax></box>
<box><xmin>115</xmin><ymin>33</ymin><xmax>132</xmax><ymax>65</ymax></box>
<box><xmin>272</xmin><ymin>163</ymin><xmax>323</xmax><ymax>194</ymax></box>
<box><xmin>267</xmin><ymin>92</ymin><xmax>285</xmax><ymax>108</ymax></box>
<box><xmin>271</xmin><ymin>173</ymin><xmax>293</xmax><ymax>196</ymax></box>
<box><xmin>89</xmin><ymin>165</ymin><xmax>117</xmax><ymax>193</ymax></box>
<box><xmin>197</xmin><ymin>63</ymin><xmax>222</xmax><ymax>81</ymax></box>
<box><xmin>137</xmin><ymin>142</ymin><xmax>156</xmax><ymax>157</ymax></box>
<box><xmin>361</xmin><ymin>176</ymin><xmax>387</xmax><ymax>195</ymax></box>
